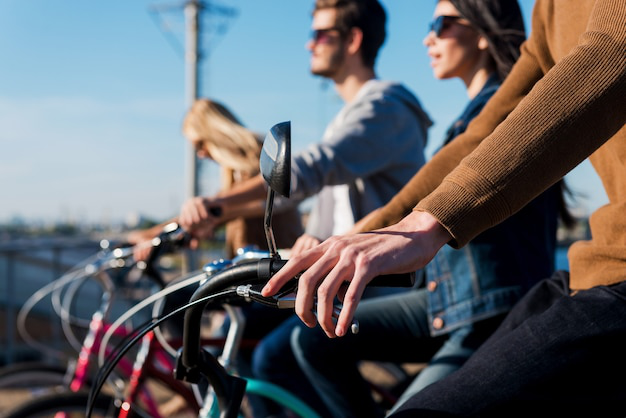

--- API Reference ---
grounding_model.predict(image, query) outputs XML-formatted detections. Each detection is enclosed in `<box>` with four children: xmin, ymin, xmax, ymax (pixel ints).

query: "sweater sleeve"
<box><xmin>357</xmin><ymin>26</ymin><xmax>544</xmax><ymax>232</ymax></box>
<box><xmin>417</xmin><ymin>0</ymin><xmax>626</xmax><ymax>248</ymax></box>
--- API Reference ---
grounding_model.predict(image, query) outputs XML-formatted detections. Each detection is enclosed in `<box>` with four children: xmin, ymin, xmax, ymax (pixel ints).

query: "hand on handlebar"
<box><xmin>261</xmin><ymin>211</ymin><xmax>452</xmax><ymax>338</ymax></box>
<box><xmin>127</xmin><ymin>224</ymin><xmax>165</xmax><ymax>262</ymax></box>
<box><xmin>132</xmin><ymin>239</ymin><xmax>154</xmax><ymax>262</ymax></box>
<box><xmin>130</xmin><ymin>222</ymin><xmax>195</xmax><ymax>262</ymax></box>
<box><xmin>178</xmin><ymin>196</ymin><xmax>222</xmax><ymax>239</ymax></box>
<box><xmin>289</xmin><ymin>234</ymin><xmax>321</xmax><ymax>257</ymax></box>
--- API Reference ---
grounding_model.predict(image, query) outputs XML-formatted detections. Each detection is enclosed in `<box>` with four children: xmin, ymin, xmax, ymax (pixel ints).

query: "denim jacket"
<box><xmin>426</xmin><ymin>75</ymin><xmax>559</xmax><ymax>336</ymax></box>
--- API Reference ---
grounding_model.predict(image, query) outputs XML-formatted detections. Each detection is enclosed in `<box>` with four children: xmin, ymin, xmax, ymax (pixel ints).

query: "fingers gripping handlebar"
<box><xmin>178</xmin><ymin>258</ymin><xmax>414</xmax><ymax>371</ymax></box>
<box><xmin>174</xmin><ymin>258</ymin><xmax>413</xmax><ymax>417</ymax></box>
<box><xmin>235</xmin><ymin>280</ymin><xmax>363</xmax><ymax>335</ymax></box>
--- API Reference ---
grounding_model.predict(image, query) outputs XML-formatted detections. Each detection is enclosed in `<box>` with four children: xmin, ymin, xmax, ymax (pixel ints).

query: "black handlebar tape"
<box><xmin>182</xmin><ymin>260</ymin><xmax>268</xmax><ymax>368</ymax></box>
<box><xmin>265</xmin><ymin>258</ymin><xmax>415</xmax><ymax>288</ymax></box>
<box><xmin>370</xmin><ymin>271</ymin><xmax>415</xmax><ymax>287</ymax></box>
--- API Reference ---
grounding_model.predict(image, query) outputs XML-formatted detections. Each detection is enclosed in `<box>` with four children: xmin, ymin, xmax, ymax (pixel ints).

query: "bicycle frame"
<box><xmin>9</xmin><ymin>230</ymin><xmax>203</xmax><ymax>418</ymax></box>
<box><xmin>198</xmin><ymin>377</ymin><xmax>321</xmax><ymax>418</ymax></box>
<box><xmin>117</xmin><ymin>331</ymin><xmax>200</xmax><ymax>418</ymax></box>
<box><xmin>50</xmin><ymin>264</ymin><xmax>198</xmax><ymax>418</ymax></box>
<box><xmin>70</xmin><ymin>308</ymin><xmax>199</xmax><ymax>418</ymax></box>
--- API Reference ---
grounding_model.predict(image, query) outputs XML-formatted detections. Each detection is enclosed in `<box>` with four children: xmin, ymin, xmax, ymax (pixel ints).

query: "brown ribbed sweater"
<box><xmin>360</xmin><ymin>0</ymin><xmax>625</xmax><ymax>290</ymax></box>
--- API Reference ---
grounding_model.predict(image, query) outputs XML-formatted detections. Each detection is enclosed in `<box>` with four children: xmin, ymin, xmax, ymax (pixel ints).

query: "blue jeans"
<box><xmin>251</xmin><ymin>315</ymin><xmax>332</xmax><ymax>417</ymax></box>
<box><xmin>254</xmin><ymin>289</ymin><xmax>502</xmax><ymax>417</ymax></box>
<box><xmin>391</xmin><ymin>271</ymin><xmax>626</xmax><ymax>417</ymax></box>
<box><xmin>386</xmin><ymin>324</ymin><xmax>480</xmax><ymax>415</ymax></box>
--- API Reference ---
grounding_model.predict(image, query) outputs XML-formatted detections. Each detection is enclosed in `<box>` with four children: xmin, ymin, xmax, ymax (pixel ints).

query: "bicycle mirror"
<box><xmin>260</xmin><ymin>121</ymin><xmax>291</xmax><ymax>258</ymax></box>
<box><xmin>260</xmin><ymin>121</ymin><xmax>291</xmax><ymax>198</ymax></box>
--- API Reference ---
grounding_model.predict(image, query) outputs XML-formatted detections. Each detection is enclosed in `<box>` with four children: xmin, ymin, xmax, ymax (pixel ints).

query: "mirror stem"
<box><xmin>263</xmin><ymin>189</ymin><xmax>279</xmax><ymax>259</ymax></box>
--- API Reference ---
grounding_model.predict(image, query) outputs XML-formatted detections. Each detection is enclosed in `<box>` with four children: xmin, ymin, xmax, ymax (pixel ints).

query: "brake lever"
<box><xmin>235</xmin><ymin>284</ymin><xmax>359</xmax><ymax>334</ymax></box>
<box><xmin>276</xmin><ymin>293</ymin><xmax>360</xmax><ymax>335</ymax></box>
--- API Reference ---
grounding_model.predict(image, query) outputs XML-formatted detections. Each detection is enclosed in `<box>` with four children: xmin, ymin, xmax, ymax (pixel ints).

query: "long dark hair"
<box><xmin>450</xmin><ymin>0</ymin><xmax>526</xmax><ymax>80</ymax></box>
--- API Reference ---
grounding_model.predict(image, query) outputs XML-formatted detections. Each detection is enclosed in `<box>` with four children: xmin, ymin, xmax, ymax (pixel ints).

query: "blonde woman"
<box><xmin>129</xmin><ymin>98</ymin><xmax>302</xmax><ymax>259</ymax></box>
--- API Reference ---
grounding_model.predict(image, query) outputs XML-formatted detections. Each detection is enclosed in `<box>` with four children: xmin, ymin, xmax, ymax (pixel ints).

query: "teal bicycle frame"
<box><xmin>200</xmin><ymin>376</ymin><xmax>321</xmax><ymax>418</ymax></box>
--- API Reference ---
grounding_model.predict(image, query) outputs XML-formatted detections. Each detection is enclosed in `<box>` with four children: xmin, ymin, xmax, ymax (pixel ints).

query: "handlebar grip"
<box><xmin>182</xmin><ymin>259</ymin><xmax>413</xmax><ymax>369</ymax></box>
<box><xmin>209</xmin><ymin>206</ymin><xmax>222</xmax><ymax>217</ymax></box>
<box><xmin>370</xmin><ymin>271</ymin><xmax>415</xmax><ymax>287</ymax></box>
<box><xmin>268</xmin><ymin>259</ymin><xmax>414</xmax><ymax>288</ymax></box>
<box><xmin>268</xmin><ymin>259</ymin><xmax>414</xmax><ymax>287</ymax></box>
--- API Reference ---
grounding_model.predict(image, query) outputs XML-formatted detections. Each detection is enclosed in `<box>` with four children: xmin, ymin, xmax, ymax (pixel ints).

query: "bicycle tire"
<box><xmin>0</xmin><ymin>362</ymin><xmax>68</xmax><ymax>389</ymax></box>
<box><xmin>1</xmin><ymin>391</ymin><xmax>152</xmax><ymax>418</ymax></box>
<box><xmin>2</xmin><ymin>391</ymin><xmax>118</xmax><ymax>418</ymax></box>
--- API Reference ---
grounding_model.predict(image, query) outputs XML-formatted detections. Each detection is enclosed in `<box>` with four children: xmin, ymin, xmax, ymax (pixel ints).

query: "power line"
<box><xmin>148</xmin><ymin>0</ymin><xmax>238</xmax><ymax>61</ymax></box>
<box><xmin>148</xmin><ymin>0</ymin><xmax>238</xmax><ymax>271</ymax></box>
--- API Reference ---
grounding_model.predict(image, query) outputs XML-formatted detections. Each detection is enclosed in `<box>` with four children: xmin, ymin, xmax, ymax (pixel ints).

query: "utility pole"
<box><xmin>150</xmin><ymin>0</ymin><xmax>237</xmax><ymax>202</ymax></box>
<box><xmin>183</xmin><ymin>0</ymin><xmax>201</xmax><ymax>271</ymax></box>
<box><xmin>150</xmin><ymin>0</ymin><xmax>237</xmax><ymax>270</ymax></box>
<box><xmin>184</xmin><ymin>0</ymin><xmax>200</xmax><ymax>200</ymax></box>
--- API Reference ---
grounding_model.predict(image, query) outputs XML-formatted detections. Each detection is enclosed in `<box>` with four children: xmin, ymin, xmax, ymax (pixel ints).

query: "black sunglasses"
<box><xmin>428</xmin><ymin>15</ymin><xmax>462</xmax><ymax>37</ymax></box>
<box><xmin>310</xmin><ymin>27</ymin><xmax>343</xmax><ymax>44</ymax></box>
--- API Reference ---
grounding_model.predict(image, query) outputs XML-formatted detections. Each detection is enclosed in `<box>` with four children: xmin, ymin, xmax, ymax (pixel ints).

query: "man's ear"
<box><xmin>346</xmin><ymin>27</ymin><xmax>363</xmax><ymax>55</ymax></box>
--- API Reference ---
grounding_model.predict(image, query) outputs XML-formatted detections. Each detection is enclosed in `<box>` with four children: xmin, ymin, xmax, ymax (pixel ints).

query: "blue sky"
<box><xmin>0</xmin><ymin>0</ymin><xmax>607</xmax><ymax>226</ymax></box>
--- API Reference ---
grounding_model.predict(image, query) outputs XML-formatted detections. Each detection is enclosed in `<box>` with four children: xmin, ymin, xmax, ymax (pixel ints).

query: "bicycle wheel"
<box><xmin>0</xmin><ymin>362</ymin><xmax>69</xmax><ymax>389</ymax></box>
<box><xmin>2</xmin><ymin>391</ymin><xmax>122</xmax><ymax>418</ymax></box>
<box><xmin>0</xmin><ymin>361</ymin><xmax>72</xmax><ymax>414</ymax></box>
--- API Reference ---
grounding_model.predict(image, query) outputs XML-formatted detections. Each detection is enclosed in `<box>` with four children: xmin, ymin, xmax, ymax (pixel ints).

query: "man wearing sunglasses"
<box><xmin>178</xmin><ymin>1</ymin><xmax>431</xmax><ymax>414</ymax></box>
<box><xmin>284</xmin><ymin>0</ymin><xmax>432</xmax><ymax>254</ymax></box>
<box><xmin>264</xmin><ymin>0</ymin><xmax>626</xmax><ymax>416</ymax></box>
<box><xmin>179</xmin><ymin>0</ymin><xmax>431</xmax><ymax>257</ymax></box>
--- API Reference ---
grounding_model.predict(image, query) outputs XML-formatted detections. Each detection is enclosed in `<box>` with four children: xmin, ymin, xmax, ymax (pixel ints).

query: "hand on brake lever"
<box><xmin>132</xmin><ymin>239</ymin><xmax>153</xmax><ymax>262</ymax></box>
<box><xmin>179</xmin><ymin>196</ymin><xmax>222</xmax><ymax>239</ymax></box>
<box><xmin>279</xmin><ymin>294</ymin><xmax>360</xmax><ymax>334</ymax></box>
<box><xmin>236</xmin><ymin>283</ymin><xmax>359</xmax><ymax>334</ymax></box>
<box><xmin>261</xmin><ymin>211</ymin><xmax>451</xmax><ymax>338</ymax></box>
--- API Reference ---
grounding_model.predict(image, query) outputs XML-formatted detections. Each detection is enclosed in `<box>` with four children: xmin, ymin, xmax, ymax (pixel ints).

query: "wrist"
<box><xmin>396</xmin><ymin>210</ymin><xmax>452</xmax><ymax>248</ymax></box>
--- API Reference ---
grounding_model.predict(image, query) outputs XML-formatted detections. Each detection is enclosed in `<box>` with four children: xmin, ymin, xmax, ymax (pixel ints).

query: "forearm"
<box><xmin>215</xmin><ymin>174</ymin><xmax>267</xmax><ymax>206</ymax></box>
<box><xmin>357</xmin><ymin>117</ymin><xmax>507</xmax><ymax>232</ymax></box>
<box><xmin>127</xmin><ymin>217</ymin><xmax>178</xmax><ymax>244</ymax></box>
<box><xmin>219</xmin><ymin>199</ymin><xmax>266</xmax><ymax>222</ymax></box>
<box><xmin>357</xmin><ymin>53</ymin><xmax>543</xmax><ymax>233</ymax></box>
<box><xmin>420</xmin><ymin>1</ymin><xmax>626</xmax><ymax>247</ymax></box>
<box><xmin>215</xmin><ymin>182</ymin><xmax>299</xmax><ymax>223</ymax></box>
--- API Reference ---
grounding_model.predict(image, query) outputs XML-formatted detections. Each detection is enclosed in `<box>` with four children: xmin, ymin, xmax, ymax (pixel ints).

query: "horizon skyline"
<box><xmin>1</xmin><ymin>0</ymin><xmax>608</xmax><ymax>225</ymax></box>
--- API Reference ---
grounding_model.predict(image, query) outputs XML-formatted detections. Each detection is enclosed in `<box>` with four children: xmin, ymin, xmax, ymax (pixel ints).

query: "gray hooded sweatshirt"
<box><xmin>291</xmin><ymin>79</ymin><xmax>432</xmax><ymax>240</ymax></box>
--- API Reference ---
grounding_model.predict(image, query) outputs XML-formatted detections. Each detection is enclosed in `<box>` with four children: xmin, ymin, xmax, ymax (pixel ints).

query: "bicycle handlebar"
<box><xmin>141</xmin><ymin>222</ymin><xmax>192</xmax><ymax>288</ymax></box>
<box><xmin>180</xmin><ymin>258</ymin><xmax>414</xmax><ymax>367</ymax></box>
<box><xmin>175</xmin><ymin>257</ymin><xmax>414</xmax><ymax>416</ymax></box>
